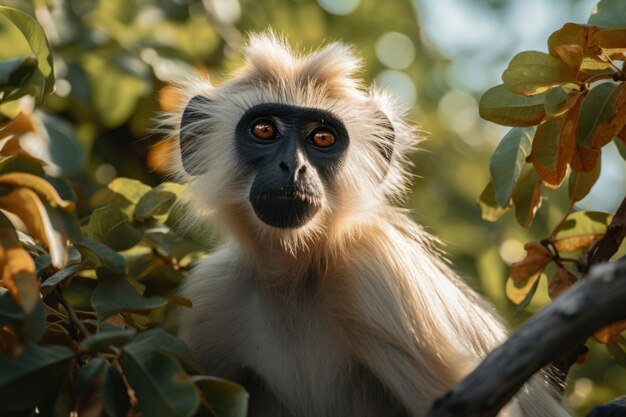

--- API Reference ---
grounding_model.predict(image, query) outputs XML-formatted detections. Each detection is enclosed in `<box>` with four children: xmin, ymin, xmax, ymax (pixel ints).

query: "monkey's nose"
<box><xmin>279</xmin><ymin>161</ymin><xmax>307</xmax><ymax>178</ymax></box>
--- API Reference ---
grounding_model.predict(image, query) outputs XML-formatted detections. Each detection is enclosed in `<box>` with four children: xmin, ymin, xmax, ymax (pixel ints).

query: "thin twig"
<box><xmin>54</xmin><ymin>288</ymin><xmax>91</xmax><ymax>340</ymax></box>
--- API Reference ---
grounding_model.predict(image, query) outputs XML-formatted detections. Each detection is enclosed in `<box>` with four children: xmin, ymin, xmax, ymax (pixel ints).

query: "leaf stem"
<box><xmin>54</xmin><ymin>288</ymin><xmax>91</xmax><ymax>340</ymax></box>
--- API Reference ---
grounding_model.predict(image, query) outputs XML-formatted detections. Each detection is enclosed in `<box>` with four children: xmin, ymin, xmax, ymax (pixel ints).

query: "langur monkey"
<box><xmin>173</xmin><ymin>32</ymin><xmax>569</xmax><ymax>417</ymax></box>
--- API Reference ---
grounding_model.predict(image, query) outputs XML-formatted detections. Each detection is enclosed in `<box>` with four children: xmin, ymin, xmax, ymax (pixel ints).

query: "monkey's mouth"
<box><xmin>250</xmin><ymin>191</ymin><xmax>321</xmax><ymax>229</ymax></box>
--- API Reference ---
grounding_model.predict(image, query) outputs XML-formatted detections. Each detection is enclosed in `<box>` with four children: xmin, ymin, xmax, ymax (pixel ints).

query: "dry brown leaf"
<box><xmin>553</xmin><ymin>45</ymin><xmax>584</xmax><ymax>72</ymax></box>
<box><xmin>594</xmin><ymin>319</ymin><xmax>626</xmax><ymax>345</ymax></box>
<box><xmin>158</xmin><ymin>85</ymin><xmax>186</xmax><ymax>113</ymax></box>
<box><xmin>0</xmin><ymin>172</ymin><xmax>74</xmax><ymax>211</ymax></box>
<box><xmin>548</xmin><ymin>267</ymin><xmax>578</xmax><ymax>300</ymax></box>
<box><xmin>510</xmin><ymin>242</ymin><xmax>552</xmax><ymax>284</ymax></box>
<box><xmin>527</xmin><ymin>93</ymin><xmax>583</xmax><ymax>188</ymax></box>
<box><xmin>589</xmin><ymin>28</ymin><xmax>626</xmax><ymax>60</ymax></box>
<box><xmin>0</xmin><ymin>112</ymin><xmax>35</xmax><ymax>140</ymax></box>
<box><xmin>0</xmin><ymin>229</ymin><xmax>38</xmax><ymax>315</ymax></box>
<box><xmin>0</xmin><ymin>188</ymin><xmax>68</xmax><ymax>268</ymax></box>
<box><xmin>146</xmin><ymin>138</ymin><xmax>177</xmax><ymax>175</ymax></box>
<box><xmin>590</xmin><ymin>82</ymin><xmax>626</xmax><ymax>148</ymax></box>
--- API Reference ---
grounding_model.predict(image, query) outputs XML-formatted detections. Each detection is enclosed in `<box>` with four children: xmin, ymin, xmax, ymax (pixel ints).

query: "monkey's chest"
<box><xmin>239</xmin><ymin>293</ymin><xmax>352</xmax><ymax>415</ymax></box>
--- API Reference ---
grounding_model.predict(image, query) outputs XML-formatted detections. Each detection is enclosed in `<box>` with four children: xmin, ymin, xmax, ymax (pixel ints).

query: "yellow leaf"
<box><xmin>506</xmin><ymin>272</ymin><xmax>542</xmax><ymax>305</ymax></box>
<box><xmin>0</xmin><ymin>188</ymin><xmax>67</xmax><ymax>268</ymax></box>
<box><xmin>0</xmin><ymin>172</ymin><xmax>74</xmax><ymax>211</ymax></box>
<box><xmin>552</xmin><ymin>233</ymin><xmax>603</xmax><ymax>252</ymax></box>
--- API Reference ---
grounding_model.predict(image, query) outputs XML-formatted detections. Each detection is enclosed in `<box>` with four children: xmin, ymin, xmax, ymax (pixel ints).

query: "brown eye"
<box><xmin>251</xmin><ymin>120</ymin><xmax>277</xmax><ymax>140</ymax></box>
<box><xmin>311</xmin><ymin>130</ymin><xmax>336</xmax><ymax>148</ymax></box>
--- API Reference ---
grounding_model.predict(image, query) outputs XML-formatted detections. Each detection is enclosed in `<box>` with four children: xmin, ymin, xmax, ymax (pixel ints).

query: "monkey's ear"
<box><xmin>375</xmin><ymin>111</ymin><xmax>395</xmax><ymax>176</ymax></box>
<box><xmin>180</xmin><ymin>95</ymin><xmax>212</xmax><ymax>176</ymax></box>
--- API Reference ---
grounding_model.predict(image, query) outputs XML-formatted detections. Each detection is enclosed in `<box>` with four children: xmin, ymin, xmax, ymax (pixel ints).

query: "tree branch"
<box><xmin>427</xmin><ymin>257</ymin><xmax>626</xmax><ymax>417</ymax></box>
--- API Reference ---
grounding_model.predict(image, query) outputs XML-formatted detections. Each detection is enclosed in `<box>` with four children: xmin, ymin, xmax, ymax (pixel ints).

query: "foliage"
<box><xmin>478</xmin><ymin>0</ymin><xmax>626</xmax><ymax>365</ymax></box>
<box><xmin>0</xmin><ymin>5</ymin><xmax>247</xmax><ymax>416</ymax></box>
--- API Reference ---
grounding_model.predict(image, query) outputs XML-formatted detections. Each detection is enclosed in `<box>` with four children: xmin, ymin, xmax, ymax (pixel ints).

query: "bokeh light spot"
<box><xmin>317</xmin><ymin>0</ymin><xmax>360</xmax><ymax>15</ymax></box>
<box><xmin>375</xmin><ymin>70</ymin><xmax>417</xmax><ymax>105</ymax></box>
<box><xmin>375</xmin><ymin>32</ymin><xmax>416</xmax><ymax>70</ymax></box>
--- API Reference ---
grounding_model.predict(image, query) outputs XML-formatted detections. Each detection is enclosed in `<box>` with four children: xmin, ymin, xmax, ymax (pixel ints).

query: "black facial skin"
<box><xmin>235</xmin><ymin>103</ymin><xmax>350</xmax><ymax>229</ymax></box>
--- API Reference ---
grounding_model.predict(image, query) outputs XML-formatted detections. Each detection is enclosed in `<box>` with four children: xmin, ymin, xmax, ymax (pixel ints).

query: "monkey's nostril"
<box><xmin>279</xmin><ymin>162</ymin><xmax>290</xmax><ymax>172</ymax></box>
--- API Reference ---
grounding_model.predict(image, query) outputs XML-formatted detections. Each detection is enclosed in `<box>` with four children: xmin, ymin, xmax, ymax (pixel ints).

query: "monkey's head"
<box><xmin>173</xmin><ymin>32</ymin><xmax>416</xmax><ymax>247</ymax></box>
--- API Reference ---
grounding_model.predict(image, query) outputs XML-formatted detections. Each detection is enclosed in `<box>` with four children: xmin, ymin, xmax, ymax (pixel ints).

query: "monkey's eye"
<box><xmin>251</xmin><ymin>120</ymin><xmax>277</xmax><ymax>140</ymax></box>
<box><xmin>310</xmin><ymin>129</ymin><xmax>336</xmax><ymax>148</ymax></box>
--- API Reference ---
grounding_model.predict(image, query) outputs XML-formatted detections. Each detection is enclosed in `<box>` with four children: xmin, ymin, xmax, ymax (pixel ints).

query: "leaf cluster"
<box><xmin>0</xmin><ymin>6</ymin><xmax>247</xmax><ymax>417</ymax></box>
<box><xmin>478</xmin><ymin>0</ymin><xmax>626</xmax><ymax>365</ymax></box>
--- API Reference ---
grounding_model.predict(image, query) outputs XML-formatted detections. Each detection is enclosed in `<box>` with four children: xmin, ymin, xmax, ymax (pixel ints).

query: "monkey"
<box><xmin>171</xmin><ymin>32</ymin><xmax>570</xmax><ymax>417</ymax></box>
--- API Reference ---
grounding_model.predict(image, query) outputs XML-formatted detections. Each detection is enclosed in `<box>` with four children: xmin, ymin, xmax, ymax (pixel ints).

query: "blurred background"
<box><xmin>1</xmin><ymin>0</ymin><xmax>625</xmax><ymax>414</ymax></box>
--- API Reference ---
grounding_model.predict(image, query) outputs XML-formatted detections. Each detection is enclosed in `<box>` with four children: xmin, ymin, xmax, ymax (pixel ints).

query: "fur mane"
<box><xmin>167</xmin><ymin>31</ymin><xmax>421</xmax><ymax>255</ymax></box>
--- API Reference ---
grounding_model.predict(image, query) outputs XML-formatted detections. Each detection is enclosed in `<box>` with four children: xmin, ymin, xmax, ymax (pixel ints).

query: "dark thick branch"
<box><xmin>586</xmin><ymin>195</ymin><xmax>626</xmax><ymax>267</ymax></box>
<box><xmin>427</xmin><ymin>257</ymin><xmax>626</xmax><ymax>417</ymax></box>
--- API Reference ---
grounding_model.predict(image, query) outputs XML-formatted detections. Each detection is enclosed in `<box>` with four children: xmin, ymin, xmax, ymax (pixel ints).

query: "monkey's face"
<box><xmin>235</xmin><ymin>103</ymin><xmax>349</xmax><ymax>228</ymax></box>
<box><xmin>180</xmin><ymin>97</ymin><xmax>351</xmax><ymax>229</ymax></box>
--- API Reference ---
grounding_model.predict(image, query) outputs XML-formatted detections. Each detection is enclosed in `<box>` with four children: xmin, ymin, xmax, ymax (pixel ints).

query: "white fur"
<box><xmin>173</xmin><ymin>31</ymin><xmax>570</xmax><ymax>417</ymax></box>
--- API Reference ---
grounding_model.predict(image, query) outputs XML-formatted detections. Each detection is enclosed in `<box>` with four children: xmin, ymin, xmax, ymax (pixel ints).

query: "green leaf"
<box><xmin>40</xmin><ymin>263</ymin><xmax>86</xmax><ymax>295</ymax></box>
<box><xmin>193</xmin><ymin>375</ymin><xmax>249</xmax><ymax>417</ymax></box>
<box><xmin>489</xmin><ymin>127</ymin><xmax>534</xmax><ymax>207</ymax></box>
<box><xmin>76</xmin><ymin>357</ymin><xmax>130</xmax><ymax>417</ymax></box>
<box><xmin>0</xmin><ymin>291</ymin><xmax>24</xmax><ymax>326</ymax></box>
<box><xmin>0</xmin><ymin>154</ymin><xmax>45</xmax><ymax>176</ymax></box>
<box><xmin>131</xmin><ymin>329</ymin><xmax>202</xmax><ymax>373</ymax></box>
<box><xmin>478</xmin><ymin>84</ymin><xmax>546</xmax><ymax>127</ymax></box>
<box><xmin>134</xmin><ymin>182</ymin><xmax>184</xmax><ymax>221</ymax></box>
<box><xmin>0</xmin><ymin>345</ymin><xmax>74</xmax><ymax>412</ymax></box>
<box><xmin>38</xmin><ymin>111</ymin><xmax>86</xmax><ymax>177</ymax></box>
<box><xmin>80</xmin><ymin>328</ymin><xmax>136</xmax><ymax>352</ymax></box>
<box><xmin>502</xmin><ymin>51</ymin><xmax>573</xmax><ymax>95</ymax></box>
<box><xmin>75</xmin><ymin>238</ymin><xmax>126</xmax><ymax>274</ymax></box>
<box><xmin>0</xmin><ymin>6</ymin><xmax>54</xmax><ymax>101</ymax></box>
<box><xmin>45</xmin><ymin>176</ymin><xmax>83</xmax><ymax>241</ymax></box>
<box><xmin>511</xmin><ymin>169</ymin><xmax>542</xmax><ymax>228</ymax></box>
<box><xmin>577</xmin><ymin>82</ymin><xmax>618</xmax><ymax>148</ymax></box>
<box><xmin>91</xmin><ymin>269</ymin><xmax>167</xmax><ymax>320</ymax></box>
<box><xmin>88</xmin><ymin>204</ymin><xmax>143</xmax><ymax>251</ymax></box>
<box><xmin>568</xmin><ymin>160</ymin><xmax>601</xmax><ymax>203</ymax></box>
<box><xmin>102</xmin><ymin>361</ymin><xmax>131</xmax><ymax>417</ymax></box>
<box><xmin>606</xmin><ymin>336</ymin><xmax>626</xmax><ymax>367</ymax></box>
<box><xmin>555</xmin><ymin>211</ymin><xmax>612</xmax><ymax>240</ymax></box>
<box><xmin>589</xmin><ymin>0</ymin><xmax>626</xmax><ymax>29</ymax></box>
<box><xmin>17</xmin><ymin>298</ymin><xmax>45</xmax><ymax>344</ymax></box>
<box><xmin>0</xmin><ymin>55</ymin><xmax>37</xmax><ymax>93</ymax></box>
<box><xmin>120</xmin><ymin>344</ymin><xmax>199</xmax><ymax>417</ymax></box>
<box><xmin>477</xmin><ymin>181</ymin><xmax>511</xmax><ymax>222</ymax></box>
<box><xmin>544</xmin><ymin>87</ymin><xmax>571</xmax><ymax>116</ymax></box>
<box><xmin>107</xmin><ymin>177</ymin><xmax>152</xmax><ymax>215</ymax></box>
